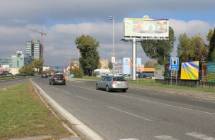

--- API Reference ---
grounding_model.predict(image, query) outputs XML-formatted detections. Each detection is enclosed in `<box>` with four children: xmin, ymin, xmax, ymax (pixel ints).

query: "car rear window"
<box><xmin>113</xmin><ymin>77</ymin><xmax>126</xmax><ymax>81</ymax></box>
<box><xmin>55</xmin><ymin>74</ymin><xmax>64</xmax><ymax>79</ymax></box>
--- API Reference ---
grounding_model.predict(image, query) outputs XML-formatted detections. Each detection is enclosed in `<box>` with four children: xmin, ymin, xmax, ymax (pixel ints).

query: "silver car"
<box><xmin>96</xmin><ymin>76</ymin><xmax>128</xmax><ymax>92</ymax></box>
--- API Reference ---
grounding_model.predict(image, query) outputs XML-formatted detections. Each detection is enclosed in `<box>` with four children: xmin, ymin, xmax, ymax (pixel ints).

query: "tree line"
<box><xmin>19</xmin><ymin>59</ymin><xmax>43</xmax><ymax>75</ymax></box>
<box><xmin>142</xmin><ymin>28</ymin><xmax>215</xmax><ymax>65</ymax></box>
<box><xmin>178</xmin><ymin>28</ymin><xmax>215</xmax><ymax>62</ymax></box>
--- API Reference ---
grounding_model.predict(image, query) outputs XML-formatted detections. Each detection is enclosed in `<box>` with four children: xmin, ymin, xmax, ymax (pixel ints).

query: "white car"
<box><xmin>96</xmin><ymin>76</ymin><xmax>128</xmax><ymax>92</ymax></box>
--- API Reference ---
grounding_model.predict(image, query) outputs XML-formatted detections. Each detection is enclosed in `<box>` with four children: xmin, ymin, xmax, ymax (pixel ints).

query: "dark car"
<box><xmin>49</xmin><ymin>73</ymin><xmax>66</xmax><ymax>85</ymax></box>
<box><xmin>41</xmin><ymin>73</ymin><xmax>48</xmax><ymax>78</ymax></box>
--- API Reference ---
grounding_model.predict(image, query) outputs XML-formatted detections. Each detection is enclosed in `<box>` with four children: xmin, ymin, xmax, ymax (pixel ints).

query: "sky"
<box><xmin>0</xmin><ymin>0</ymin><xmax>214</xmax><ymax>66</ymax></box>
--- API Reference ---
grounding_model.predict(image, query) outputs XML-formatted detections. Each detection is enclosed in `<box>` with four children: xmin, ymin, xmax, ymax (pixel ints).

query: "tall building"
<box><xmin>25</xmin><ymin>40</ymin><xmax>43</xmax><ymax>60</ymax></box>
<box><xmin>26</xmin><ymin>41</ymin><xmax>33</xmax><ymax>58</ymax></box>
<box><xmin>11</xmin><ymin>51</ymin><xmax>24</xmax><ymax>68</ymax></box>
<box><xmin>33</xmin><ymin>40</ymin><xmax>43</xmax><ymax>59</ymax></box>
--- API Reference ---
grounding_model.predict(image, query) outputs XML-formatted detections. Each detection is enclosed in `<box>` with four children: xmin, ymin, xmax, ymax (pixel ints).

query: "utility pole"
<box><xmin>108</xmin><ymin>16</ymin><xmax>115</xmax><ymax>72</ymax></box>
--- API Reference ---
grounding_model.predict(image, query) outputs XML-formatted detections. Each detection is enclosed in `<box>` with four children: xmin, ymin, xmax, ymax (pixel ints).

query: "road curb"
<box><xmin>30</xmin><ymin>79</ymin><xmax>104</xmax><ymax>140</ymax></box>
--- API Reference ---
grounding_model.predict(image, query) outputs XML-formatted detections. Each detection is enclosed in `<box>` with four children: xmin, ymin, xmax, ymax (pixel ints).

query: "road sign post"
<box><xmin>169</xmin><ymin>57</ymin><xmax>179</xmax><ymax>85</ymax></box>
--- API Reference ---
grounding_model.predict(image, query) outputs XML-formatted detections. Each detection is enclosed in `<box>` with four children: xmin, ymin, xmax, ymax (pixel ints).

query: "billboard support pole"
<box><xmin>132</xmin><ymin>38</ymin><xmax>136</xmax><ymax>80</ymax></box>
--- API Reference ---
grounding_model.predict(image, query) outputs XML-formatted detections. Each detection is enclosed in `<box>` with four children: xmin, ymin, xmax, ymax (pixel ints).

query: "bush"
<box><xmin>19</xmin><ymin>64</ymin><xmax>34</xmax><ymax>76</ymax></box>
<box><xmin>70</xmin><ymin>67</ymin><xmax>83</xmax><ymax>78</ymax></box>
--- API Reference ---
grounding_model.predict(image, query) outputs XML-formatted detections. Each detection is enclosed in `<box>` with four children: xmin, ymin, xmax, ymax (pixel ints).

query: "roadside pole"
<box><xmin>132</xmin><ymin>38</ymin><xmax>136</xmax><ymax>80</ymax></box>
<box><xmin>170</xmin><ymin>70</ymin><xmax>172</xmax><ymax>85</ymax></box>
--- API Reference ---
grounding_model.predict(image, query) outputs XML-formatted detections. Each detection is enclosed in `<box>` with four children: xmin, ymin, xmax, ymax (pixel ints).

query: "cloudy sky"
<box><xmin>0</xmin><ymin>0</ymin><xmax>214</xmax><ymax>66</ymax></box>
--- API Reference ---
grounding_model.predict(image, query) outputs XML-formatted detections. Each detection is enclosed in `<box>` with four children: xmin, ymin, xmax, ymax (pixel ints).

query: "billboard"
<box><xmin>207</xmin><ymin>62</ymin><xmax>215</xmax><ymax>82</ymax></box>
<box><xmin>180</xmin><ymin>61</ymin><xmax>199</xmax><ymax>80</ymax></box>
<box><xmin>124</xmin><ymin>18</ymin><xmax>169</xmax><ymax>38</ymax></box>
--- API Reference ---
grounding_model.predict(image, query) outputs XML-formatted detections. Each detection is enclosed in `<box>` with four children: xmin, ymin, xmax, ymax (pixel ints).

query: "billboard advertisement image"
<box><xmin>124</xmin><ymin>18</ymin><xmax>169</xmax><ymax>38</ymax></box>
<box><xmin>180</xmin><ymin>61</ymin><xmax>199</xmax><ymax>80</ymax></box>
<box><xmin>207</xmin><ymin>62</ymin><xmax>215</xmax><ymax>82</ymax></box>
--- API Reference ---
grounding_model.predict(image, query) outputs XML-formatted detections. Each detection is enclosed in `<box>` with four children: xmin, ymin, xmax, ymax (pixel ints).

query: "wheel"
<box><xmin>122</xmin><ymin>89</ymin><xmax>127</xmax><ymax>92</ymax></box>
<box><xmin>106</xmin><ymin>86</ymin><xmax>110</xmax><ymax>92</ymax></box>
<box><xmin>49</xmin><ymin>81</ymin><xmax>52</xmax><ymax>85</ymax></box>
<box><xmin>96</xmin><ymin>84</ymin><xmax>99</xmax><ymax>90</ymax></box>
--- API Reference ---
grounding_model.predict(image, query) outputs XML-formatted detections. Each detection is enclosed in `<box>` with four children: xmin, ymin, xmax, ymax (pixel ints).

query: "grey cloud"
<box><xmin>0</xmin><ymin>0</ymin><xmax>214</xmax><ymax>24</ymax></box>
<box><xmin>0</xmin><ymin>19</ymin><xmax>214</xmax><ymax>66</ymax></box>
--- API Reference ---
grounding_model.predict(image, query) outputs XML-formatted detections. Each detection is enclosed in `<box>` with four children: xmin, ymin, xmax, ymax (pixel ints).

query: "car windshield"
<box><xmin>113</xmin><ymin>77</ymin><xmax>126</xmax><ymax>81</ymax></box>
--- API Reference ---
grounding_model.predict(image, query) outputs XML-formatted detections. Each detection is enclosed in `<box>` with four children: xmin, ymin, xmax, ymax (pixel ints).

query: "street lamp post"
<box><xmin>108</xmin><ymin>16</ymin><xmax>115</xmax><ymax>70</ymax></box>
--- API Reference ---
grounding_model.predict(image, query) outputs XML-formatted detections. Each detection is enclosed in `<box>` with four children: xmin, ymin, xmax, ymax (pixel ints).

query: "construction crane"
<box><xmin>29</xmin><ymin>28</ymin><xmax>47</xmax><ymax>44</ymax></box>
<box><xmin>29</xmin><ymin>28</ymin><xmax>47</xmax><ymax>60</ymax></box>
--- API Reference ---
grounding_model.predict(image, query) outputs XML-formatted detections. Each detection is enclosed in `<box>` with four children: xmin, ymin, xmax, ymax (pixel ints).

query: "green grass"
<box><xmin>0</xmin><ymin>76</ymin><xmax>15</xmax><ymax>81</ymax></box>
<box><xmin>0</xmin><ymin>83</ymin><xmax>70</xmax><ymax>139</ymax></box>
<box><xmin>129</xmin><ymin>79</ymin><xmax>215</xmax><ymax>93</ymax></box>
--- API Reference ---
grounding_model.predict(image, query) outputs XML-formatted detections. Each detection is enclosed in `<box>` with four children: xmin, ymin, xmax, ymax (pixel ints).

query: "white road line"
<box><xmin>76</xmin><ymin>95</ymin><xmax>92</xmax><ymax>102</ymax></box>
<box><xmin>155</xmin><ymin>135</ymin><xmax>179</xmax><ymax>140</ymax></box>
<box><xmin>186</xmin><ymin>132</ymin><xmax>215</xmax><ymax>140</ymax></box>
<box><xmin>113</xmin><ymin>94</ymin><xmax>215</xmax><ymax>116</ymax></box>
<box><xmin>107</xmin><ymin>106</ymin><xmax>152</xmax><ymax>121</ymax></box>
<box><xmin>68</xmin><ymin>82</ymin><xmax>215</xmax><ymax>116</ymax></box>
<box><xmin>120</xmin><ymin>138</ymin><xmax>139</xmax><ymax>140</ymax></box>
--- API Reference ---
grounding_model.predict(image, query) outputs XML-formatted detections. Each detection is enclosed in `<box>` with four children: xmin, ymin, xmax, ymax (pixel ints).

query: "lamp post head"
<box><xmin>108</xmin><ymin>16</ymin><xmax>114</xmax><ymax>20</ymax></box>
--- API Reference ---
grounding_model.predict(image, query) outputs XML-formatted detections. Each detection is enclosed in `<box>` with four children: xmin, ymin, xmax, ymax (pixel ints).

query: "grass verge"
<box><xmin>0</xmin><ymin>76</ymin><xmax>15</xmax><ymax>81</ymax></box>
<box><xmin>129</xmin><ymin>79</ymin><xmax>215</xmax><ymax>94</ymax></box>
<box><xmin>0</xmin><ymin>82</ymin><xmax>71</xmax><ymax>139</ymax></box>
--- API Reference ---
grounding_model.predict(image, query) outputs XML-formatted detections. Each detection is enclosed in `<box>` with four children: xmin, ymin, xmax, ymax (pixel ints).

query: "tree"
<box><xmin>108</xmin><ymin>61</ymin><xmax>113</xmax><ymax>70</ymax></box>
<box><xmin>207</xmin><ymin>29</ymin><xmax>214</xmax><ymax>42</ymax></box>
<box><xmin>70</xmin><ymin>67</ymin><xmax>83</xmax><ymax>78</ymax></box>
<box><xmin>141</xmin><ymin>27</ymin><xmax>175</xmax><ymax>65</ymax></box>
<box><xmin>19</xmin><ymin>64</ymin><xmax>34</xmax><ymax>75</ymax></box>
<box><xmin>208</xmin><ymin>28</ymin><xmax>215</xmax><ymax>62</ymax></box>
<box><xmin>178</xmin><ymin>34</ymin><xmax>208</xmax><ymax>62</ymax></box>
<box><xmin>75</xmin><ymin>35</ymin><xmax>100</xmax><ymax>76</ymax></box>
<box><xmin>144</xmin><ymin>59</ymin><xmax>158</xmax><ymax>68</ymax></box>
<box><xmin>32</xmin><ymin>59</ymin><xmax>43</xmax><ymax>73</ymax></box>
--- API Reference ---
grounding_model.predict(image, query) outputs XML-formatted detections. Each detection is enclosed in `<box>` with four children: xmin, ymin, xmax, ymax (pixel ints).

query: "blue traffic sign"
<box><xmin>169</xmin><ymin>57</ymin><xmax>179</xmax><ymax>71</ymax></box>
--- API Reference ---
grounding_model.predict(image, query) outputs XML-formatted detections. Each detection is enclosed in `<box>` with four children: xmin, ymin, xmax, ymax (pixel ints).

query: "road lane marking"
<box><xmin>76</xmin><ymin>95</ymin><xmax>92</xmax><ymax>102</ymax></box>
<box><xmin>68</xmin><ymin>81</ymin><xmax>215</xmax><ymax>116</ymax></box>
<box><xmin>107</xmin><ymin>106</ymin><xmax>152</xmax><ymax>121</ymax></box>
<box><xmin>186</xmin><ymin>132</ymin><xmax>215</xmax><ymax>140</ymax></box>
<box><xmin>120</xmin><ymin>138</ymin><xmax>139</xmax><ymax>140</ymax></box>
<box><xmin>155</xmin><ymin>135</ymin><xmax>179</xmax><ymax>140</ymax></box>
<box><xmin>112</xmin><ymin>93</ymin><xmax>215</xmax><ymax>116</ymax></box>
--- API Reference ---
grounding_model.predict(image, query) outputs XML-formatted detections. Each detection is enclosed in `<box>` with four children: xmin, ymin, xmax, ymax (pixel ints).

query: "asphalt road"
<box><xmin>33</xmin><ymin>78</ymin><xmax>215</xmax><ymax>140</ymax></box>
<box><xmin>0</xmin><ymin>77</ymin><xmax>28</xmax><ymax>88</ymax></box>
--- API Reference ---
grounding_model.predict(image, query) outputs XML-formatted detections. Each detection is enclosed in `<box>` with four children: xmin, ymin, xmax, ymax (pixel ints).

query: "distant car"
<box><xmin>41</xmin><ymin>73</ymin><xmax>48</xmax><ymax>78</ymax></box>
<box><xmin>96</xmin><ymin>75</ymin><xmax>128</xmax><ymax>92</ymax></box>
<box><xmin>49</xmin><ymin>73</ymin><xmax>66</xmax><ymax>85</ymax></box>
